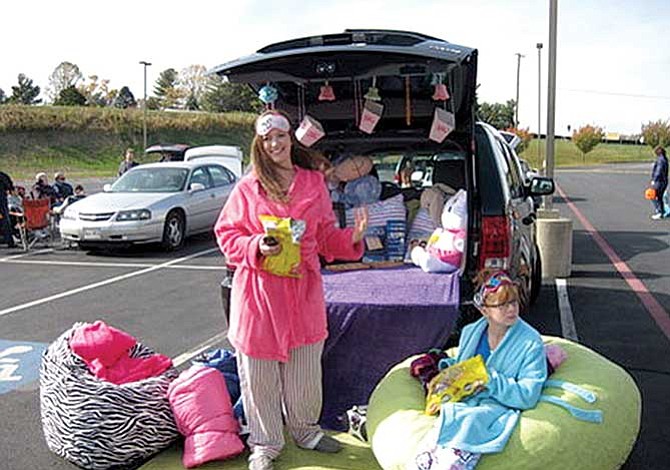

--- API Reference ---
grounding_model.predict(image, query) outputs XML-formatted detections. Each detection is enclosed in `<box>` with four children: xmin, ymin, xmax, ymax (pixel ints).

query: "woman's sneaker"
<box><xmin>651</xmin><ymin>213</ymin><xmax>664</xmax><ymax>220</ymax></box>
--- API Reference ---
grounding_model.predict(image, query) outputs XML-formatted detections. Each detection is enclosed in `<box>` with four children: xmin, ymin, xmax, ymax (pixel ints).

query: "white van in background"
<box><xmin>183</xmin><ymin>145</ymin><xmax>244</xmax><ymax>178</ymax></box>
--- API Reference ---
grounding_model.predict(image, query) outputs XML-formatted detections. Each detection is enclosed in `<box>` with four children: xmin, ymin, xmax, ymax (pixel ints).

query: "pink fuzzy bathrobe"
<box><xmin>214</xmin><ymin>167</ymin><xmax>363</xmax><ymax>362</ymax></box>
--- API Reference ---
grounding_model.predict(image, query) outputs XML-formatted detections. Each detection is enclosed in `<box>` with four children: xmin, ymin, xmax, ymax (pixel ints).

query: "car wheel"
<box><xmin>529</xmin><ymin>247</ymin><xmax>542</xmax><ymax>305</ymax></box>
<box><xmin>161</xmin><ymin>211</ymin><xmax>185</xmax><ymax>251</ymax></box>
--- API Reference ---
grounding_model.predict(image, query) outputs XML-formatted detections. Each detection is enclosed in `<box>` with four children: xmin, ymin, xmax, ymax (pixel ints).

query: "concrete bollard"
<box><xmin>536</xmin><ymin>215</ymin><xmax>573</xmax><ymax>279</ymax></box>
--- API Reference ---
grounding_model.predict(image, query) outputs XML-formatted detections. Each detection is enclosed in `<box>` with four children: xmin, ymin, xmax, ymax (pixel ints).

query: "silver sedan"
<box><xmin>60</xmin><ymin>161</ymin><xmax>237</xmax><ymax>251</ymax></box>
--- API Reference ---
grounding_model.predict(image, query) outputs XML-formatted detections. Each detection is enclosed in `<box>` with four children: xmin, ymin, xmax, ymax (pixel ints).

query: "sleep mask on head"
<box><xmin>256</xmin><ymin>113</ymin><xmax>291</xmax><ymax>136</ymax></box>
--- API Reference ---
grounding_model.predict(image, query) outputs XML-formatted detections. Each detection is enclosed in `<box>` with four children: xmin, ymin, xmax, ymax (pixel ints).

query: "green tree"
<box><xmin>54</xmin><ymin>85</ymin><xmax>87</xmax><ymax>106</ymax></box>
<box><xmin>154</xmin><ymin>68</ymin><xmax>180</xmax><ymax>108</ymax></box>
<box><xmin>8</xmin><ymin>73</ymin><xmax>42</xmax><ymax>104</ymax></box>
<box><xmin>572</xmin><ymin>125</ymin><xmax>604</xmax><ymax>163</ymax></box>
<box><xmin>201</xmin><ymin>76</ymin><xmax>262</xmax><ymax>113</ymax></box>
<box><xmin>47</xmin><ymin>61</ymin><xmax>83</xmax><ymax>103</ymax></box>
<box><xmin>476</xmin><ymin>99</ymin><xmax>516</xmax><ymax>129</ymax></box>
<box><xmin>113</xmin><ymin>86</ymin><xmax>136</xmax><ymax>109</ymax></box>
<box><xmin>641</xmin><ymin>120</ymin><xmax>670</xmax><ymax>148</ymax></box>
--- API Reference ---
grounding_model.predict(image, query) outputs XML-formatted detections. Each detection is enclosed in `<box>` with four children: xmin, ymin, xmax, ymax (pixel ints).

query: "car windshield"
<box><xmin>111</xmin><ymin>168</ymin><xmax>189</xmax><ymax>193</ymax></box>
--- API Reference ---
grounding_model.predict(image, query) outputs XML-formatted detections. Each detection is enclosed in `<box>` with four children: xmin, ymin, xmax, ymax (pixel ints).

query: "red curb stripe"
<box><xmin>556</xmin><ymin>184</ymin><xmax>670</xmax><ymax>341</ymax></box>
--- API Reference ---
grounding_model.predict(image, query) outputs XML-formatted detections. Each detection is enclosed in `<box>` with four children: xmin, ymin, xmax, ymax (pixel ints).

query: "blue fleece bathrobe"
<box><xmin>436</xmin><ymin>317</ymin><xmax>547</xmax><ymax>454</ymax></box>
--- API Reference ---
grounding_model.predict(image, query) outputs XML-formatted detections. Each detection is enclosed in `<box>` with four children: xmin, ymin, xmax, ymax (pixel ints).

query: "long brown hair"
<box><xmin>250</xmin><ymin>109</ymin><xmax>327</xmax><ymax>203</ymax></box>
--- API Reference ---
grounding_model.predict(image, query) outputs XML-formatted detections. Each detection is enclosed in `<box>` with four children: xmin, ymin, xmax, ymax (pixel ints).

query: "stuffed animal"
<box><xmin>410</xmin><ymin>190</ymin><xmax>467</xmax><ymax>274</ymax></box>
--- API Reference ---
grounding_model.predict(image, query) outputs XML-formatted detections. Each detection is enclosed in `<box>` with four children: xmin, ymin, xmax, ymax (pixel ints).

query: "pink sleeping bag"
<box><xmin>168</xmin><ymin>365</ymin><xmax>245</xmax><ymax>468</ymax></box>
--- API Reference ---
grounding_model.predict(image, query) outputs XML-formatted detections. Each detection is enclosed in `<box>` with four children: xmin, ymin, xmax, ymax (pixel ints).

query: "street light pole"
<box><xmin>139</xmin><ymin>61</ymin><xmax>152</xmax><ymax>151</ymax></box>
<box><xmin>515</xmin><ymin>52</ymin><xmax>525</xmax><ymax>127</ymax></box>
<box><xmin>537</xmin><ymin>43</ymin><xmax>543</xmax><ymax>167</ymax></box>
<box><xmin>544</xmin><ymin>0</ymin><xmax>558</xmax><ymax>210</ymax></box>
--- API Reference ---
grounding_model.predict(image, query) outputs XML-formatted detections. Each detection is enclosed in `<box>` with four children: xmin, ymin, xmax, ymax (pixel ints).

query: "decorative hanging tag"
<box><xmin>359</xmin><ymin>100</ymin><xmax>384</xmax><ymax>134</ymax></box>
<box><xmin>404</xmin><ymin>76</ymin><xmax>412</xmax><ymax>126</ymax></box>
<box><xmin>258</xmin><ymin>84</ymin><xmax>279</xmax><ymax>109</ymax></box>
<box><xmin>318</xmin><ymin>80</ymin><xmax>336</xmax><ymax>101</ymax></box>
<box><xmin>431</xmin><ymin>73</ymin><xmax>450</xmax><ymax>101</ymax></box>
<box><xmin>364</xmin><ymin>77</ymin><xmax>382</xmax><ymax>101</ymax></box>
<box><xmin>295</xmin><ymin>115</ymin><xmax>325</xmax><ymax>147</ymax></box>
<box><xmin>429</xmin><ymin>107</ymin><xmax>456</xmax><ymax>143</ymax></box>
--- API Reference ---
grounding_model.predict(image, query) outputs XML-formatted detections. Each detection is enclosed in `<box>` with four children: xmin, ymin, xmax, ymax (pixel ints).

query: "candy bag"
<box><xmin>259</xmin><ymin>215</ymin><xmax>306</xmax><ymax>278</ymax></box>
<box><xmin>424</xmin><ymin>355</ymin><xmax>489</xmax><ymax>415</ymax></box>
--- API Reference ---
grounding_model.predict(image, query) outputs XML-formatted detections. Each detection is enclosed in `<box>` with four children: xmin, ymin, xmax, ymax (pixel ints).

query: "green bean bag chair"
<box><xmin>367</xmin><ymin>336</ymin><xmax>641</xmax><ymax>470</ymax></box>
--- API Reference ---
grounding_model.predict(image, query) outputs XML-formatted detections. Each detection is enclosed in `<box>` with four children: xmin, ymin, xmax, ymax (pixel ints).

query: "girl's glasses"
<box><xmin>484</xmin><ymin>299</ymin><xmax>519</xmax><ymax>309</ymax></box>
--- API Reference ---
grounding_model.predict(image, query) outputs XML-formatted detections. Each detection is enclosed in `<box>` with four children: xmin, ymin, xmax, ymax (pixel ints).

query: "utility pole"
<box><xmin>515</xmin><ymin>52</ymin><xmax>525</xmax><ymax>127</ymax></box>
<box><xmin>537</xmin><ymin>43</ymin><xmax>543</xmax><ymax>166</ymax></box>
<box><xmin>544</xmin><ymin>0</ymin><xmax>558</xmax><ymax>209</ymax></box>
<box><xmin>139</xmin><ymin>61</ymin><xmax>152</xmax><ymax>151</ymax></box>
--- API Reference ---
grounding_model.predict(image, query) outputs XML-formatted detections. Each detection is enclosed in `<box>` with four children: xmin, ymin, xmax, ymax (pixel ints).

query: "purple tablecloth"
<box><xmin>320</xmin><ymin>265</ymin><xmax>460</xmax><ymax>430</ymax></box>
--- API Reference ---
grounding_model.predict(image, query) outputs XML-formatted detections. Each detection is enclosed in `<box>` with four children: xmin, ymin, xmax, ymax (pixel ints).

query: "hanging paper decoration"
<box><xmin>429</xmin><ymin>107</ymin><xmax>456</xmax><ymax>143</ymax></box>
<box><xmin>364</xmin><ymin>77</ymin><xmax>382</xmax><ymax>101</ymax></box>
<box><xmin>295</xmin><ymin>115</ymin><xmax>325</xmax><ymax>147</ymax></box>
<box><xmin>318</xmin><ymin>80</ymin><xmax>336</xmax><ymax>101</ymax></box>
<box><xmin>359</xmin><ymin>100</ymin><xmax>384</xmax><ymax>134</ymax></box>
<box><xmin>431</xmin><ymin>73</ymin><xmax>450</xmax><ymax>101</ymax></box>
<box><xmin>404</xmin><ymin>76</ymin><xmax>412</xmax><ymax>126</ymax></box>
<box><xmin>258</xmin><ymin>84</ymin><xmax>279</xmax><ymax>108</ymax></box>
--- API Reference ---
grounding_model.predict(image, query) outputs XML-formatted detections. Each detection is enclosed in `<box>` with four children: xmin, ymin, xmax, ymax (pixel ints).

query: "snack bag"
<box><xmin>259</xmin><ymin>215</ymin><xmax>306</xmax><ymax>278</ymax></box>
<box><xmin>424</xmin><ymin>355</ymin><xmax>489</xmax><ymax>416</ymax></box>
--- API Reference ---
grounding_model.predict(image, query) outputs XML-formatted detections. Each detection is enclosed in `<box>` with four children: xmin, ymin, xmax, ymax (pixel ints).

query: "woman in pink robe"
<box><xmin>214</xmin><ymin>110</ymin><xmax>367</xmax><ymax>470</ymax></box>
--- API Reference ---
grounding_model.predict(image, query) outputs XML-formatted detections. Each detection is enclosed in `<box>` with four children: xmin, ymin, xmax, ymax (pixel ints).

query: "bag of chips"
<box><xmin>424</xmin><ymin>354</ymin><xmax>489</xmax><ymax>415</ymax></box>
<box><xmin>259</xmin><ymin>215</ymin><xmax>306</xmax><ymax>278</ymax></box>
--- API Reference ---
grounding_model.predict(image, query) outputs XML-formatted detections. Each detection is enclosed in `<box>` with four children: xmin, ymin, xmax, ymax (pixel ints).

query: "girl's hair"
<box><xmin>250</xmin><ymin>109</ymin><xmax>327</xmax><ymax>203</ymax></box>
<box><xmin>655</xmin><ymin>146</ymin><xmax>666</xmax><ymax>157</ymax></box>
<box><xmin>473</xmin><ymin>269</ymin><xmax>519</xmax><ymax>307</ymax></box>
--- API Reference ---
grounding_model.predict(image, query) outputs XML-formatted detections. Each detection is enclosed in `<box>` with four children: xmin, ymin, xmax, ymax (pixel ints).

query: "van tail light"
<box><xmin>479</xmin><ymin>215</ymin><xmax>510</xmax><ymax>269</ymax></box>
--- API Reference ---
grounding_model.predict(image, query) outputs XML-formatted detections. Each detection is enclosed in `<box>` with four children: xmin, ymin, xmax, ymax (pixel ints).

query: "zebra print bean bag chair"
<box><xmin>40</xmin><ymin>323</ymin><xmax>180</xmax><ymax>470</ymax></box>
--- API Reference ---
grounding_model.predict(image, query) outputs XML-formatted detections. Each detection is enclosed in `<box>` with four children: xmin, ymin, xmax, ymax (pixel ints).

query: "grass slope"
<box><xmin>0</xmin><ymin>105</ymin><xmax>657</xmax><ymax>178</ymax></box>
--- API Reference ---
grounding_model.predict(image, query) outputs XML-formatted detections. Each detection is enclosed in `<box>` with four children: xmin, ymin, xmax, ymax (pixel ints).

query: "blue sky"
<box><xmin>3</xmin><ymin>0</ymin><xmax>669</xmax><ymax>135</ymax></box>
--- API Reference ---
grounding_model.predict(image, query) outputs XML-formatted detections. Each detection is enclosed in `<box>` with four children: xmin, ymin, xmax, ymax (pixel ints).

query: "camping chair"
<box><xmin>17</xmin><ymin>198</ymin><xmax>55</xmax><ymax>251</ymax></box>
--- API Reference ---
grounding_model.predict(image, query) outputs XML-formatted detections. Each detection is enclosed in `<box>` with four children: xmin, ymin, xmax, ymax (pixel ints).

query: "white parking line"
<box><xmin>556</xmin><ymin>278</ymin><xmax>579</xmax><ymax>341</ymax></box>
<box><xmin>0</xmin><ymin>248</ymin><xmax>54</xmax><ymax>261</ymax></box>
<box><xmin>172</xmin><ymin>332</ymin><xmax>229</xmax><ymax>367</ymax></box>
<box><xmin>0</xmin><ymin>247</ymin><xmax>219</xmax><ymax>318</ymax></box>
<box><xmin>0</xmin><ymin>258</ymin><xmax>225</xmax><ymax>271</ymax></box>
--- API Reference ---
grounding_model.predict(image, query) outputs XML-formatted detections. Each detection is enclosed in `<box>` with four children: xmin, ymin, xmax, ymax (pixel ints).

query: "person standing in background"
<box><xmin>118</xmin><ymin>148</ymin><xmax>139</xmax><ymax>177</ymax></box>
<box><xmin>650</xmin><ymin>146</ymin><xmax>668</xmax><ymax>220</ymax></box>
<box><xmin>0</xmin><ymin>170</ymin><xmax>17</xmax><ymax>248</ymax></box>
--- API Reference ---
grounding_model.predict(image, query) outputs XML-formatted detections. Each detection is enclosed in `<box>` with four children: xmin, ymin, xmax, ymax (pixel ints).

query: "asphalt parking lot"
<box><xmin>1</xmin><ymin>164</ymin><xmax>668</xmax><ymax>470</ymax></box>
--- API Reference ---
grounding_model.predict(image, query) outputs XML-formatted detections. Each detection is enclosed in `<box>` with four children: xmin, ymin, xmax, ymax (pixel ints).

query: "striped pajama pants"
<box><xmin>237</xmin><ymin>340</ymin><xmax>325</xmax><ymax>460</ymax></box>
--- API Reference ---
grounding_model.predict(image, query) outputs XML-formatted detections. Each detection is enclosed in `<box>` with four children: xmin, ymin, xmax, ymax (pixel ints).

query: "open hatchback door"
<box><xmin>211</xmin><ymin>29</ymin><xmax>478</xmax><ymax>156</ymax></box>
